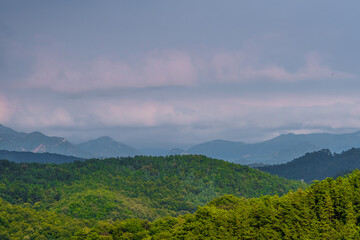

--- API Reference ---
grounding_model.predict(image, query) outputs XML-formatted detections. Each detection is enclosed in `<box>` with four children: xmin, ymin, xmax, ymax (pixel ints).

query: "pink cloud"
<box><xmin>142</xmin><ymin>51</ymin><xmax>197</xmax><ymax>86</ymax></box>
<box><xmin>10</xmin><ymin>104</ymin><xmax>75</xmax><ymax>128</ymax></box>
<box><xmin>18</xmin><ymin>48</ymin><xmax>355</xmax><ymax>94</ymax></box>
<box><xmin>3</xmin><ymin>88</ymin><xmax>360</xmax><ymax>140</ymax></box>
<box><xmin>90</xmin><ymin>100</ymin><xmax>194</xmax><ymax>127</ymax></box>
<box><xmin>0</xmin><ymin>95</ymin><xmax>13</xmax><ymax>123</ymax></box>
<box><xmin>24</xmin><ymin>50</ymin><xmax>198</xmax><ymax>93</ymax></box>
<box><xmin>211</xmin><ymin>51</ymin><xmax>354</xmax><ymax>82</ymax></box>
<box><xmin>83</xmin><ymin>95</ymin><xmax>355</xmax><ymax>129</ymax></box>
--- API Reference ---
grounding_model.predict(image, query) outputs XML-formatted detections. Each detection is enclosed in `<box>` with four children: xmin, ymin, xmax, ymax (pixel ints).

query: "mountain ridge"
<box><xmin>76</xmin><ymin>136</ymin><xmax>141</xmax><ymax>157</ymax></box>
<box><xmin>258</xmin><ymin>147</ymin><xmax>360</xmax><ymax>182</ymax></box>
<box><xmin>0</xmin><ymin>125</ymin><xmax>92</xmax><ymax>158</ymax></box>
<box><xmin>3</xmin><ymin>123</ymin><xmax>360</xmax><ymax>164</ymax></box>
<box><xmin>188</xmin><ymin>131</ymin><xmax>360</xmax><ymax>164</ymax></box>
<box><xmin>0</xmin><ymin>150</ymin><xmax>83</xmax><ymax>164</ymax></box>
<box><xmin>0</xmin><ymin>124</ymin><xmax>141</xmax><ymax>158</ymax></box>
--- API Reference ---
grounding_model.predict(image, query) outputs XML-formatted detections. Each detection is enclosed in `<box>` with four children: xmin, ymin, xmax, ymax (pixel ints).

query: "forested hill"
<box><xmin>131</xmin><ymin>170</ymin><xmax>360</xmax><ymax>239</ymax></box>
<box><xmin>258</xmin><ymin>148</ymin><xmax>360</xmax><ymax>182</ymax></box>
<box><xmin>0</xmin><ymin>155</ymin><xmax>305</xmax><ymax>222</ymax></box>
<box><xmin>2</xmin><ymin>168</ymin><xmax>360</xmax><ymax>239</ymax></box>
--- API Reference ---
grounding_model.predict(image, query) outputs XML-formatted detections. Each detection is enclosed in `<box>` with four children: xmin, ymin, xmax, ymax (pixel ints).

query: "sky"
<box><xmin>1</xmin><ymin>1</ymin><xmax>360</xmax><ymax>150</ymax></box>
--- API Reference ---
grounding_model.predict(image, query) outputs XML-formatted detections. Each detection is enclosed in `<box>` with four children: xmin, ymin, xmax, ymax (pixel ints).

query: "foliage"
<box><xmin>259</xmin><ymin>148</ymin><xmax>360</xmax><ymax>182</ymax></box>
<box><xmin>0</xmin><ymin>155</ymin><xmax>305</xmax><ymax>222</ymax></box>
<box><xmin>78</xmin><ymin>170</ymin><xmax>360</xmax><ymax>239</ymax></box>
<box><xmin>0</xmin><ymin>198</ymin><xmax>87</xmax><ymax>239</ymax></box>
<box><xmin>3</xmin><ymin>156</ymin><xmax>360</xmax><ymax>239</ymax></box>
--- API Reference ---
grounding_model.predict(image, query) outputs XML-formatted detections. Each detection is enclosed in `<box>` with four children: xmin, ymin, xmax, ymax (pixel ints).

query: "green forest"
<box><xmin>0</xmin><ymin>155</ymin><xmax>304</xmax><ymax>220</ymax></box>
<box><xmin>1</xmin><ymin>155</ymin><xmax>359</xmax><ymax>239</ymax></box>
<box><xmin>259</xmin><ymin>148</ymin><xmax>360</xmax><ymax>182</ymax></box>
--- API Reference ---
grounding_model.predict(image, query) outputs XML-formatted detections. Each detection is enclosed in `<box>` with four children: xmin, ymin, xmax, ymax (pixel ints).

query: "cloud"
<box><xmin>10</xmin><ymin>104</ymin><xmax>75</xmax><ymax>128</ymax></box>
<box><xmin>3</xmin><ymin>45</ymin><xmax>358</xmax><ymax>145</ymax></box>
<box><xmin>78</xmin><ymin>98</ymin><xmax>198</xmax><ymax>128</ymax></box>
<box><xmin>3</xmin><ymin>87</ymin><xmax>360</xmax><ymax>145</ymax></box>
<box><xmin>78</xmin><ymin>95</ymin><xmax>359</xmax><ymax>129</ymax></box>
<box><xmin>211</xmin><ymin>52</ymin><xmax>354</xmax><ymax>82</ymax></box>
<box><xmin>7</xmin><ymin>91</ymin><xmax>358</xmax><ymax>129</ymax></box>
<box><xmin>0</xmin><ymin>95</ymin><xmax>13</xmax><ymax>123</ymax></box>
<box><xmin>23</xmin><ymin>50</ymin><xmax>198</xmax><ymax>93</ymax></box>
<box><xmin>16</xmin><ymin>48</ymin><xmax>355</xmax><ymax>95</ymax></box>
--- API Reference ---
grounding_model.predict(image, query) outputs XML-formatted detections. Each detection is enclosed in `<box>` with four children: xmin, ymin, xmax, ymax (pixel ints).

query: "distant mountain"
<box><xmin>0</xmin><ymin>124</ymin><xmax>18</xmax><ymax>135</ymax></box>
<box><xmin>188</xmin><ymin>140</ymin><xmax>246</xmax><ymax>159</ymax></box>
<box><xmin>187</xmin><ymin>131</ymin><xmax>360</xmax><ymax>164</ymax></box>
<box><xmin>0</xmin><ymin>124</ymin><xmax>141</xmax><ymax>158</ymax></box>
<box><xmin>258</xmin><ymin>148</ymin><xmax>360</xmax><ymax>182</ymax></box>
<box><xmin>0</xmin><ymin>124</ymin><xmax>92</xmax><ymax>158</ymax></box>
<box><xmin>0</xmin><ymin>150</ymin><xmax>83</xmax><ymax>164</ymax></box>
<box><xmin>76</xmin><ymin>136</ymin><xmax>141</xmax><ymax>158</ymax></box>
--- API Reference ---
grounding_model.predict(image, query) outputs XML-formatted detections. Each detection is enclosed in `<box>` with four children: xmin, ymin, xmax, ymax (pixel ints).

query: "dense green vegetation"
<box><xmin>0</xmin><ymin>198</ymin><xmax>87</xmax><ymax>239</ymax></box>
<box><xmin>68</xmin><ymin>170</ymin><xmax>360</xmax><ymax>239</ymax></box>
<box><xmin>259</xmin><ymin>148</ymin><xmax>360</xmax><ymax>182</ymax></box>
<box><xmin>0</xmin><ymin>155</ymin><xmax>305</xmax><ymax>222</ymax></box>
<box><xmin>148</xmin><ymin>169</ymin><xmax>360</xmax><ymax>239</ymax></box>
<box><xmin>3</xmin><ymin>169</ymin><xmax>360</xmax><ymax>239</ymax></box>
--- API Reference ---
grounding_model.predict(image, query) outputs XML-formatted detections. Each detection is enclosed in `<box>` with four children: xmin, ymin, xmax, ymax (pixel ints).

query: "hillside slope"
<box><xmin>0</xmin><ymin>124</ymin><xmax>92</xmax><ymax>158</ymax></box>
<box><xmin>81</xmin><ymin>170</ymin><xmax>360</xmax><ymax>239</ymax></box>
<box><xmin>258</xmin><ymin>148</ymin><xmax>360</xmax><ymax>182</ymax></box>
<box><xmin>0</xmin><ymin>198</ymin><xmax>87</xmax><ymax>239</ymax></box>
<box><xmin>3</xmin><ymin>168</ymin><xmax>359</xmax><ymax>239</ymax></box>
<box><xmin>0</xmin><ymin>155</ymin><xmax>305</xmax><ymax>222</ymax></box>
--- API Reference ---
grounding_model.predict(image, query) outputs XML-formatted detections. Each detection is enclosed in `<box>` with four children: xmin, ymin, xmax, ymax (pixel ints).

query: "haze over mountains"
<box><xmin>2</xmin><ymin>123</ymin><xmax>360</xmax><ymax>165</ymax></box>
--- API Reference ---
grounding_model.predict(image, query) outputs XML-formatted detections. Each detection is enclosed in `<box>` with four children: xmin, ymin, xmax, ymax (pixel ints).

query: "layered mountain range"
<box><xmin>187</xmin><ymin>132</ymin><xmax>360</xmax><ymax>164</ymax></box>
<box><xmin>2</xmin><ymin>123</ymin><xmax>360</xmax><ymax>164</ymax></box>
<box><xmin>0</xmin><ymin>124</ymin><xmax>140</xmax><ymax>158</ymax></box>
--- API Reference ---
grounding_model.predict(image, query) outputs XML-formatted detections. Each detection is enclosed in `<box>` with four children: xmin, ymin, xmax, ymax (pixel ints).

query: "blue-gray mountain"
<box><xmin>3</xmin><ymin>123</ymin><xmax>360</xmax><ymax>164</ymax></box>
<box><xmin>0</xmin><ymin>124</ymin><xmax>92</xmax><ymax>158</ymax></box>
<box><xmin>76</xmin><ymin>136</ymin><xmax>141</xmax><ymax>158</ymax></box>
<box><xmin>187</xmin><ymin>132</ymin><xmax>360</xmax><ymax>164</ymax></box>
<box><xmin>0</xmin><ymin>124</ymin><xmax>141</xmax><ymax>158</ymax></box>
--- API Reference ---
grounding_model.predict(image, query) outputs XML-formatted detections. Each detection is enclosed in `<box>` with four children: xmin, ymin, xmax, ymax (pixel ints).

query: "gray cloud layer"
<box><xmin>1</xmin><ymin>1</ymin><xmax>360</xmax><ymax>148</ymax></box>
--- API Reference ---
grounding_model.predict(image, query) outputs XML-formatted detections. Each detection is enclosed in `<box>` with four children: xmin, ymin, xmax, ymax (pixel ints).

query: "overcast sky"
<box><xmin>1</xmin><ymin>1</ymin><xmax>360</xmax><ymax>149</ymax></box>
